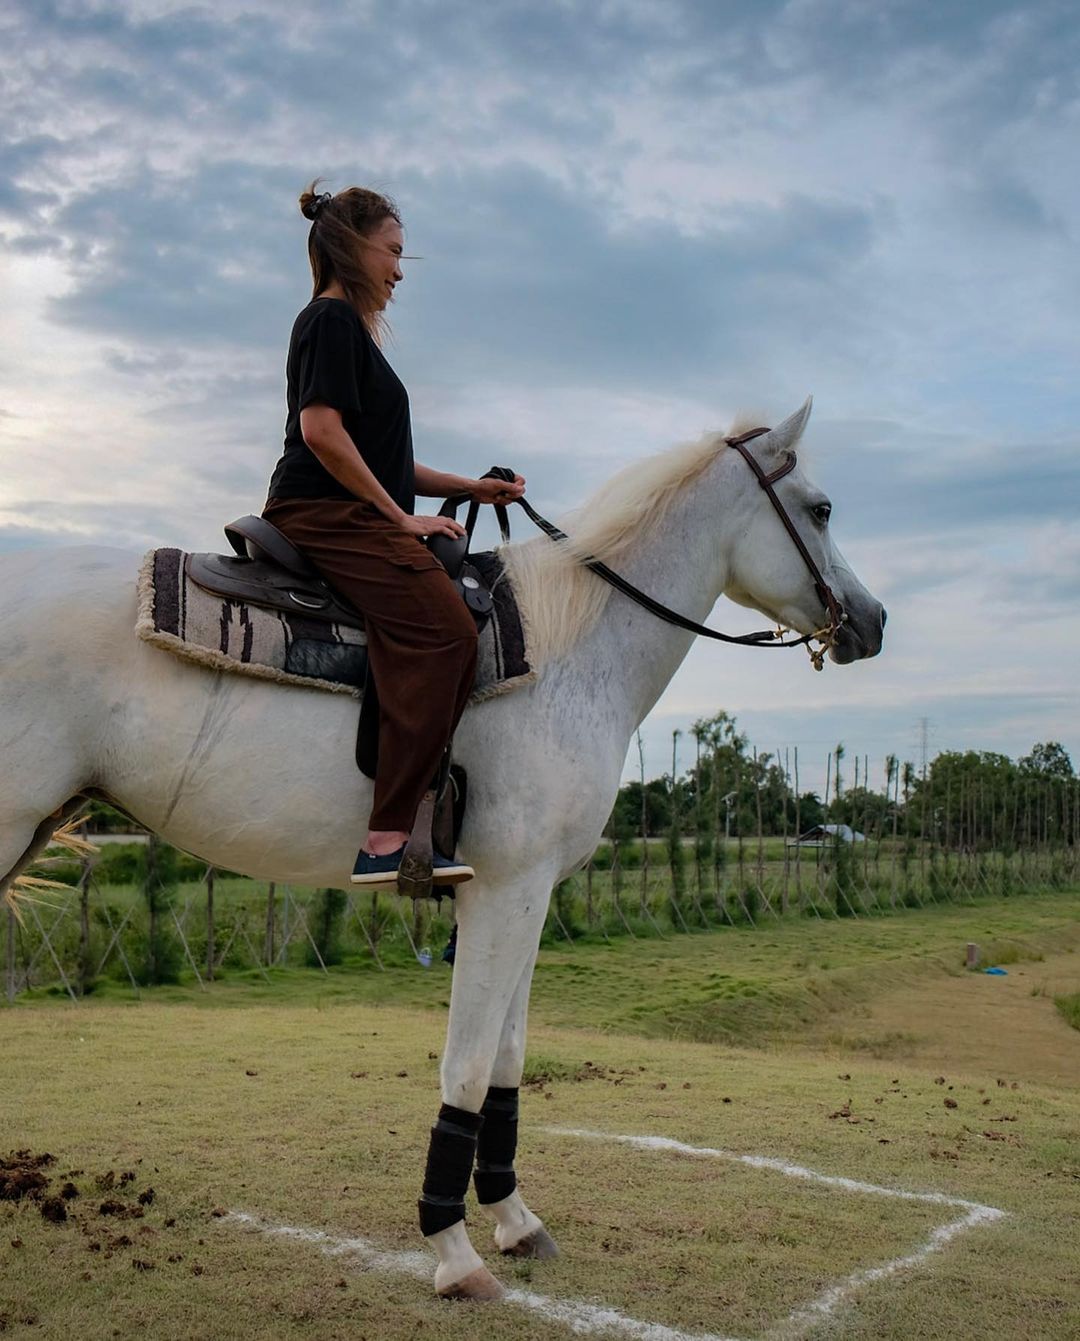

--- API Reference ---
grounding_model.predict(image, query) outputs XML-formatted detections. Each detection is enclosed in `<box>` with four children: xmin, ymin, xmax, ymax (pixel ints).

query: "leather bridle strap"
<box><xmin>724</xmin><ymin>429</ymin><xmax>846</xmax><ymax>637</ymax></box>
<box><xmin>460</xmin><ymin>441</ymin><xmax>844</xmax><ymax>657</ymax></box>
<box><xmin>513</xmin><ymin>492</ymin><xmax>803</xmax><ymax>646</ymax></box>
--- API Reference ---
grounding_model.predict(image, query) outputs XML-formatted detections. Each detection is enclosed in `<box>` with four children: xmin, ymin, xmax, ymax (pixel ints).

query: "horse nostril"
<box><xmin>880</xmin><ymin>607</ymin><xmax>888</xmax><ymax>629</ymax></box>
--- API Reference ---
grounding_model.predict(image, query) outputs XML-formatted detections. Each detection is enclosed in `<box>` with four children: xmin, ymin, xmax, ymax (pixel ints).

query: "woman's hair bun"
<box><xmin>299</xmin><ymin>182</ymin><xmax>333</xmax><ymax>222</ymax></box>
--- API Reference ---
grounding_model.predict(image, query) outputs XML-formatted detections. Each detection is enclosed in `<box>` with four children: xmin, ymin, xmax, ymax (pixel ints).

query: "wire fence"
<box><xmin>5</xmin><ymin>739</ymin><xmax>1079</xmax><ymax>1002</ymax></box>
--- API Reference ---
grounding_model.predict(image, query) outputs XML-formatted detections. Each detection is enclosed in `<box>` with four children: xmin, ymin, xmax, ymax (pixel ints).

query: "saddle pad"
<box><xmin>135</xmin><ymin>547</ymin><xmax>534</xmax><ymax>702</ymax></box>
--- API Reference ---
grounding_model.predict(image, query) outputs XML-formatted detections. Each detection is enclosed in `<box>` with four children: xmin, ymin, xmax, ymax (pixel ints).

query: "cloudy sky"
<box><xmin>2</xmin><ymin>0</ymin><xmax>1077</xmax><ymax>792</ymax></box>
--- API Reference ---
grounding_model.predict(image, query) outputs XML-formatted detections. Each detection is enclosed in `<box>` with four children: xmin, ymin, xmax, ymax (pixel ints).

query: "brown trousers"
<box><xmin>262</xmin><ymin>497</ymin><xmax>478</xmax><ymax>833</ymax></box>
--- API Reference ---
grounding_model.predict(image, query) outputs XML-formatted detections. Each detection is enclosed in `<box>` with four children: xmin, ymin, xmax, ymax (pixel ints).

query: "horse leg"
<box><xmin>476</xmin><ymin>954</ymin><xmax>559</xmax><ymax>1260</ymax></box>
<box><xmin>419</xmin><ymin>875</ymin><xmax>552</xmax><ymax>1300</ymax></box>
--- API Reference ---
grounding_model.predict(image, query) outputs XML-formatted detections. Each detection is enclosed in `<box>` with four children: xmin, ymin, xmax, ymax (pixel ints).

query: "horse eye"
<box><xmin>812</xmin><ymin>502</ymin><xmax>832</xmax><ymax>525</ymax></box>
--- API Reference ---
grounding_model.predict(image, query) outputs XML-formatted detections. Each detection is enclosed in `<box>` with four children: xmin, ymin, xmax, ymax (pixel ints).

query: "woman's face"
<box><xmin>360</xmin><ymin>217</ymin><xmax>405</xmax><ymax>310</ymax></box>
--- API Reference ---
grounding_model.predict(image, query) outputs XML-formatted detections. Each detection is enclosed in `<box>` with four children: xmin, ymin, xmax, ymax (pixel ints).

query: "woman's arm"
<box><xmin>416</xmin><ymin>463</ymin><xmax>526</xmax><ymax>504</ymax></box>
<box><xmin>300</xmin><ymin>405</ymin><xmax>465</xmax><ymax>539</ymax></box>
<box><xmin>414</xmin><ymin>464</ymin><xmax>475</xmax><ymax>499</ymax></box>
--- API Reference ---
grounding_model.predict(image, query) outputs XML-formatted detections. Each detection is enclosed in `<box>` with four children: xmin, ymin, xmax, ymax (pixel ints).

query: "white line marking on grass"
<box><xmin>543</xmin><ymin>1127</ymin><xmax>1007</xmax><ymax>1337</ymax></box>
<box><xmin>226</xmin><ymin>1210</ymin><xmax>744</xmax><ymax>1341</ymax></box>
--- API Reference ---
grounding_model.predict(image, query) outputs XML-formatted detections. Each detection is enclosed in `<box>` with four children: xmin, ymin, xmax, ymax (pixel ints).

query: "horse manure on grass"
<box><xmin>1</xmin><ymin>1151</ymin><xmax>55</xmax><ymax>1202</ymax></box>
<box><xmin>39</xmin><ymin>1196</ymin><xmax>68</xmax><ymax>1224</ymax></box>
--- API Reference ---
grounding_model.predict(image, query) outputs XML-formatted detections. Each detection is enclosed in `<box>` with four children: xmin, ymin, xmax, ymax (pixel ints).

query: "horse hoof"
<box><xmin>437</xmin><ymin>1266</ymin><xmax>505</xmax><ymax>1302</ymax></box>
<box><xmin>501</xmin><ymin>1227</ymin><xmax>560</xmax><ymax>1260</ymax></box>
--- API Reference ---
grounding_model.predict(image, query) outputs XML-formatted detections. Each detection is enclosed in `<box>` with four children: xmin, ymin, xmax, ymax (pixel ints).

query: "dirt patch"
<box><xmin>0</xmin><ymin>1151</ymin><xmax>56</xmax><ymax>1203</ymax></box>
<box><xmin>99</xmin><ymin>1199</ymin><xmax>144</xmax><ymax>1220</ymax></box>
<box><xmin>1</xmin><ymin>1150</ymin><xmax>156</xmax><ymax>1231</ymax></box>
<box><xmin>522</xmin><ymin>1057</ymin><xmax>638</xmax><ymax>1088</ymax></box>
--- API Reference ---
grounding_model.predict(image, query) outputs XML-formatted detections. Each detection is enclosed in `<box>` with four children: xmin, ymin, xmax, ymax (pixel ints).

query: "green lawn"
<box><xmin>3</xmin><ymin>890</ymin><xmax>1078</xmax><ymax>1340</ymax></box>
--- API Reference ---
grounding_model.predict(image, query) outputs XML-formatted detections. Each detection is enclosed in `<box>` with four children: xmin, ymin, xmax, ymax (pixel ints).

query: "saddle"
<box><xmin>190</xmin><ymin>485</ymin><xmax>507</xmax><ymax>635</ymax></box>
<box><xmin>183</xmin><ymin>468</ymin><xmax>519</xmax><ymax>898</ymax></box>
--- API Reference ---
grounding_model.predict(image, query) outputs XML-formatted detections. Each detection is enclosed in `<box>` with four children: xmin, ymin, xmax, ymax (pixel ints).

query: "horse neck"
<box><xmin>564</xmin><ymin>463</ymin><xmax>735</xmax><ymax>731</ymax></box>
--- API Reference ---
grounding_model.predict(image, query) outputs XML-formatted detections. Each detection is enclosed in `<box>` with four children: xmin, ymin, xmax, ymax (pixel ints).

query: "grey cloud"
<box><xmin>826</xmin><ymin>435</ymin><xmax>1080</xmax><ymax>542</ymax></box>
<box><xmin>392</xmin><ymin>168</ymin><xmax>883</xmax><ymax>395</ymax></box>
<box><xmin>48</xmin><ymin>159</ymin><xmax>305</xmax><ymax>347</ymax></box>
<box><xmin>0</xmin><ymin>135</ymin><xmax>63</xmax><ymax>219</ymax></box>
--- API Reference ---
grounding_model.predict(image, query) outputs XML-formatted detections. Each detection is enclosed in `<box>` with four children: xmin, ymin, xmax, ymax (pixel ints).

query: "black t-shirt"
<box><xmin>267</xmin><ymin>298</ymin><xmax>415</xmax><ymax>512</ymax></box>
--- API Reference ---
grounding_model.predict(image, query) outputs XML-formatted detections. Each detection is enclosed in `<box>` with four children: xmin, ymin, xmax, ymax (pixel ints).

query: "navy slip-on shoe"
<box><xmin>350</xmin><ymin>845</ymin><xmax>474</xmax><ymax>887</ymax></box>
<box><xmin>350</xmin><ymin>844</ymin><xmax>407</xmax><ymax>887</ymax></box>
<box><xmin>430</xmin><ymin>852</ymin><xmax>474</xmax><ymax>885</ymax></box>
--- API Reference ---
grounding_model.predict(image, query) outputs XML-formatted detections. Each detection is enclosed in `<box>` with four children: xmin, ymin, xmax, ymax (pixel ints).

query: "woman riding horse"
<box><xmin>262</xmin><ymin>183</ymin><xmax>524</xmax><ymax>887</ymax></box>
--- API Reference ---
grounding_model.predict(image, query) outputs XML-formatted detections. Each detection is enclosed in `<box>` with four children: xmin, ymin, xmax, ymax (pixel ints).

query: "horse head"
<box><xmin>721</xmin><ymin>397</ymin><xmax>886</xmax><ymax>665</ymax></box>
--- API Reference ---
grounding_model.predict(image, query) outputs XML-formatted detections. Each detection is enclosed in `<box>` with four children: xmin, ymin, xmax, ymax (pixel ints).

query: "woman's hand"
<box><xmin>469</xmin><ymin>474</ymin><xmax>526</xmax><ymax>505</ymax></box>
<box><xmin>399</xmin><ymin>514</ymin><xmax>467</xmax><ymax>540</ymax></box>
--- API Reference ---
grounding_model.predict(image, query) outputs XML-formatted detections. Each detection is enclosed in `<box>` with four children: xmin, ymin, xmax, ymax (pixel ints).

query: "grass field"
<box><xmin>3</xmin><ymin>891</ymin><xmax>1078</xmax><ymax>1339</ymax></box>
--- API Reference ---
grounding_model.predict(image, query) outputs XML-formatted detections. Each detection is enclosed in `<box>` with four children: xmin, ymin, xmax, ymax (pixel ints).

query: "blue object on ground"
<box><xmin>984</xmin><ymin>966</ymin><xmax>1008</xmax><ymax>975</ymax></box>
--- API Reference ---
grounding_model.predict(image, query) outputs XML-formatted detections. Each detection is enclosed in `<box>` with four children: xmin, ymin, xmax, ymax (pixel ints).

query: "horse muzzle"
<box><xmin>829</xmin><ymin>601</ymin><xmax>886</xmax><ymax>664</ymax></box>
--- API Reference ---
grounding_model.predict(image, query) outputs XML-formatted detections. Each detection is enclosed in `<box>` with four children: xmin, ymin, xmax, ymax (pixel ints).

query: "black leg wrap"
<box><xmin>474</xmin><ymin>1086</ymin><xmax>519</xmax><ymax>1205</ymax></box>
<box><xmin>418</xmin><ymin>1104</ymin><xmax>483</xmax><ymax>1237</ymax></box>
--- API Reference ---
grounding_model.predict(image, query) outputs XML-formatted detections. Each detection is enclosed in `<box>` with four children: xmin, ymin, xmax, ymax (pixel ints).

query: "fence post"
<box><xmin>264</xmin><ymin>882</ymin><xmax>276</xmax><ymax>965</ymax></box>
<box><xmin>78</xmin><ymin>850</ymin><xmax>93</xmax><ymax>997</ymax></box>
<box><xmin>5</xmin><ymin>902</ymin><xmax>15</xmax><ymax>1003</ymax></box>
<box><xmin>638</xmin><ymin>731</ymin><xmax>649</xmax><ymax>916</ymax></box>
<box><xmin>206</xmin><ymin>867</ymin><xmax>216</xmax><ymax>982</ymax></box>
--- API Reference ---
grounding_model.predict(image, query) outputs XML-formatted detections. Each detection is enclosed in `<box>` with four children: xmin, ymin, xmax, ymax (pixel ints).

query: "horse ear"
<box><xmin>761</xmin><ymin>396</ymin><xmax>813</xmax><ymax>457</ymax></box>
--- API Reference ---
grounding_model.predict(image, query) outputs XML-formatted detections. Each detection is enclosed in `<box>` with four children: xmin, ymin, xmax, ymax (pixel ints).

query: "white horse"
<box><xmin>1</xmin><ymin>398</ymin><xmax>884</xmax><ymax>1299</ymax></box>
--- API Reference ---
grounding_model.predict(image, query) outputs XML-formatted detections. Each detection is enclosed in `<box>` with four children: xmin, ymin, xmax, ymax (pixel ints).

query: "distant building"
<box><xmin>788</xmin><ymin>823</ymin><xmax>866</xmax><ymax>848</ymax></box>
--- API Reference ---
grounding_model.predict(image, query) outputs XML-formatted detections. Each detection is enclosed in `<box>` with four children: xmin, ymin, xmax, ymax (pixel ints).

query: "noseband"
<box><xmin>476</xmin><ymin>433</ymin><xmax>848</xmax><ymax>670</ymax></box>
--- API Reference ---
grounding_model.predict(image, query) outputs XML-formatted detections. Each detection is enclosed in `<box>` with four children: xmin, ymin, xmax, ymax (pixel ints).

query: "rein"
<box><xmin>456</xmin><ymin>434</ymin><xmax>847</xmax><ymax>671</ymax></box>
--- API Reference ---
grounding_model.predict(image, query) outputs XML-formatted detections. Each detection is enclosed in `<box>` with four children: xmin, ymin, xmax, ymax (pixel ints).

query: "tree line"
<box><xmin>610</xmin><ymin>712</ymin><xmax>1076</xmax><ymax>850</ymax></box>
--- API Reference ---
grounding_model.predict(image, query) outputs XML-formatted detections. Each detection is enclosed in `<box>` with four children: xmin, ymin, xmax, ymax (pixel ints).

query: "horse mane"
<box><xmin>503</xmin><ymin>416</ymin><xmax>763</xmax><ymax>666</ymax></box>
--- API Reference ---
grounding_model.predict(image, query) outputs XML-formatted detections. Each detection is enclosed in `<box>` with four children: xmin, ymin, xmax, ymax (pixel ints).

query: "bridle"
<box><xmin>461</xmin><ymin>431</ymin><xmax>848</xmax><ymax>671</ymax></box>
<box><xmin>721</xmin><ymin>426</ymin><xmax>847</xmax><ymax>669</ymax></box>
